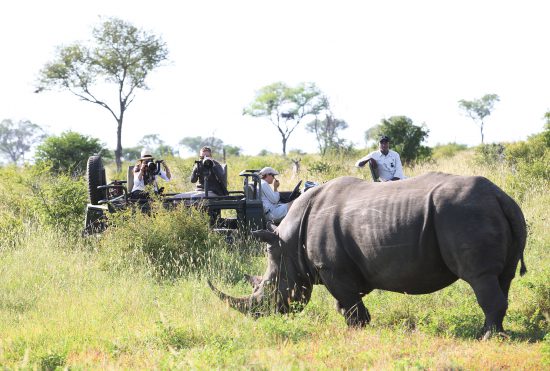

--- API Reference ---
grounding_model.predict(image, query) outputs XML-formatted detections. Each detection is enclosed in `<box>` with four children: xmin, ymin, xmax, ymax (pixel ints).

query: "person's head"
<box><xmin>199</xmin><ymin>146</ymin><xmax>212</xmax><ymax>159</ymax></box>
<box><xmin>378</xmin><ymin>135</ymin><xmax>390</xmax><ymax>154</ymax></box>
<box><xmin>139</xmin><ymin>148</ymin><xmax>154</xmax><ymax>162</ymax></box>
<box><xmin>259</xmin><ymin>167</ymin><xmax>279</xmax><ymax>184</ymax></box>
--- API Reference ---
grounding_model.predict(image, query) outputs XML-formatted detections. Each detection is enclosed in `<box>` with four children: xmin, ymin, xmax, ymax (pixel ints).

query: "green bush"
<box><xmin>432</xmin><ymin>142</ymin><xmax>468</xmax><ymax>160</ymax></box>
<box><xmin>27</xmin><ymin>171</ymin><xmax>87</xmax><ymax>235</ymax></box>
<box><xmin>473</xmin><ymin>143</ymin><xmax>506</xmax><ymax>166</ymax></box>
<box><xmin>98</xmin><ymin>204</ymin><xmax>257</xmax><ymax>281</ymax></box>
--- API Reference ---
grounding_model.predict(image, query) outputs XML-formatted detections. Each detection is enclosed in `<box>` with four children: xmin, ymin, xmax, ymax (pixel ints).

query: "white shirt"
<box><xmin>260</xmin><ymin>179</ymin><xmax>288</xmax><ymax>223</ymax></box>
<box><xmin>355</xmin><ymin>149</ymin><xmax>405</xmax><ymax>181</ymax></box>
<box><xmin>132</xmin><ymin>168</ymin><xmax>170</xmax><ymax>192</ymax></box>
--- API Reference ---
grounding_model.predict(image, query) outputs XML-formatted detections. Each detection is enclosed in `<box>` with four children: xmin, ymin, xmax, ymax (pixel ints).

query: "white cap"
<box><xmin>140</xmin><ymin>148</ymin><xmax>153</xmax><ymax>160</ymax></box>
<box><xmin>258</xmin><ymin>167</ymin><xmax>279</xmax><ymax>176</ymax></box>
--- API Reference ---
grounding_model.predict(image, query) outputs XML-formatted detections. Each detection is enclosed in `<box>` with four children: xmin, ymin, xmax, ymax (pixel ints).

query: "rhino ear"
<box><xmin>244</xmin><ymin>274</ymin><xmax>263</xmax><ymax>288</ymax></box>
<box><xmin>266</xmin><ymin>221</ymin><xmax>278</xmax><ymax>232</ymax></box>
<box><xmin>251</xmin><ymin>229</ymin><xmax>278</xmax><ymax>244</ymax></box>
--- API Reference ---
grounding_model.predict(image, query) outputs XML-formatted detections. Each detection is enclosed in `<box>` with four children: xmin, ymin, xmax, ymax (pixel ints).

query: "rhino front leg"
<box><xmin>319</xmin><ymin>269</ymin><xmax>370</xmax><ymax>327</ymax></box>
<box><xmin>336</xmin><ymin>299</ymin><xmax>370</xmax><ymax>327</ymax></box>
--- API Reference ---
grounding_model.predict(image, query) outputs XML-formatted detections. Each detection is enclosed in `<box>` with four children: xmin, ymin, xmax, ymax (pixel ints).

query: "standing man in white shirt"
<box><xmin>355</xmin><ymin>135</ymin><xmax>405</xmax><ymax>181</ymax></box>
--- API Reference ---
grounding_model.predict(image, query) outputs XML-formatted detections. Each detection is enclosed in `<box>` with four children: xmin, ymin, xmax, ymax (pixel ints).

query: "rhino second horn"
<box><xmin>207</xmin><ymin>280</ymin><xmax>256</xmax><ymax>315</ymax></box>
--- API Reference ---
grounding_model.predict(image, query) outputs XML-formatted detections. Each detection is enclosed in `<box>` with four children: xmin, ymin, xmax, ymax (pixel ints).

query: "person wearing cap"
<box><xmin>190</xmin><ymin>146</ymin><xmax>228</xmax><ymax>197</ymax></box>
<box><xmin>355</xmin><ymin>135</ymin><xmax>405</xmax><ymax>181</ymax></box>
<box><xmin>130</xmin><ymin>148</ymin><xmax>171</xmax><ymax>198</ymax></box>
<box><xmin>258</xmin><ymin>166</ymin><xmax>294</xmax><ymax>224</ymax></box>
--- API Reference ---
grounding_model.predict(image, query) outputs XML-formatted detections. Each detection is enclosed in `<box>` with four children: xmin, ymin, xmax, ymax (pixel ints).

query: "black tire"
<box><xmin>87</xmin><ymin>156</ymin><xmax>107</xmax><ymax>205</ymax></box>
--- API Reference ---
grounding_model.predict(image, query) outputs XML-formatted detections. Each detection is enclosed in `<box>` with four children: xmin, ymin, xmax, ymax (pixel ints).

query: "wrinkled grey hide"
<box><xmin>209</xmin><ymin>172</ymin><xmax>527</xmax><ymax>338</ymax></box>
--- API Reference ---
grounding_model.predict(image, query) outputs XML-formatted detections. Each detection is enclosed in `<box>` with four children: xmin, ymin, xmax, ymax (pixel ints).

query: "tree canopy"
<box><xmin>365</xmin><ymin>116</ymin><xmax>431</xmax><ymax>164</ymax></box>
<box><xmin>35</xmin><ymin>17</ymin><xmax>169</xmax><ymax>172</ymax></box>
<box><xmin>458</xmin><ymin>94</ymin><xmax>500</xmax><ymax>144</ymax></box>
<box><xmin>306</xmin><ymin>113</ymin><xmax>349</xmax><ymax>155</ymax></box>
<box><xmin>243</xmin><ymin>82</ymin><xmax>328</xmax><ymax>155</ymax></box>
<box><xmin>0</xmin><ymin>119</ymin><xmax>45</xmax><ymax>164</ymax></box>
<box><xmin>179</xmin><ymin>136</ymin><xmax>225</xmax><ymax>157</ymax></box>
<box><xmin>35</xmin><ymin>131</ymin><xmax>105</xmax><ymax>175</ymax></box>
<box><xmin>138</xmin><ymin>134</ymin><xmax>175</xmax><ymax>158</ymax></box>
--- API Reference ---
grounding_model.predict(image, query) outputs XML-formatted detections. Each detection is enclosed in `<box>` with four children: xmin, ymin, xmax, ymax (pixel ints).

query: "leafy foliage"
<box><xmin>243</xmin><ymin>82</ymin><xmax>329</xmax><ymax>155</ymax></box>
<box><xmin>431</xmin><ymin>142</ymin><xmax>468</xmax><ymax>160</ymax></box>
<box><xmin>306</xmin><ymin>114</ymin><xmax>349</xmax><ymax>155</ymax></box>
<box><xmin>138</xmin><ymin>134</ymin><xmax>176</xmax><ymax>158</ymax></box>
<box><xmin>365</xmin><ymin>116</ymin><xmax>431</xmax><ymax>164</ymax></box>
<box><xmin>35</xmin><ymin>17</ymin><xmax>169</xmax><ymax>171</ymax></box>
<box><xmin>0</xmin><ymin>119</ymin><xmax>45</xmax><ymax>164</ymax></box>
<box><xmin>34</xmin><ymin>131</ymin><xmax>104</xmax><ymax>175</ymax></box>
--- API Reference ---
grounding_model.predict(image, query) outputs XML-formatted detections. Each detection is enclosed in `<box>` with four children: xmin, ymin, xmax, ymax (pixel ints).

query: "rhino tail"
<box><xmin>497</xmin><ymin>190</ymin><xmax>528</xmax><ymax>277</ymax></box>
<box><xmin>520</xmin><ymin>255</ymin><xmax>527</xmax><ymax>276</ymax></box>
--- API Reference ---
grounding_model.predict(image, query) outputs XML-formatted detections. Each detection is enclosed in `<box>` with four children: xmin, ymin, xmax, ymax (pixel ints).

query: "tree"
<box><xmin>458</xmin><ymin>94</ymin><xmax>500</xmax><ymax>144</ymax></box>
<box><xmin>243</xmin><ymin>82</ymin><xmax>329</xmax><ymax>155</ymax></box>
<box><xmin>121</xmin><ymin>146</ymin><xmax>141</xmax><ymax>162</ymax></box>
<box><xmin>179</xmin><ymin>136</ymin><xmax>224</xmax><ymax>156</ymax></box>
<box><xmin>223</xmin><ymin>145</ymin><xmax>241</xmax><ymax>157</ymax></box>
<box><xmin>0</xmin><ymin>119</ymin><xmax>45</xmax><ymax>164</ymax></box>
<box><xmin>138</xmin><ymin>134</ymin><xmax>175</xmax><ymax>158</ymax></box>
<box><xmin>35</xmin><ymin>131</ymin><xmax>105</xmax><ymax>175</ymax></box>
<box><xmin>35</xmin><ymin>17</ymin><xmax>169</xmax><ymax>172</ymax></box>
<box><xmin>306</xmin><ymin>113</ymin><xmax>349</xmax><ymax>155</ymax></box>
<box><xmin>365</xmin><ymin>116</ymin><xmax>431</xmax><ymax>164</ymax></box>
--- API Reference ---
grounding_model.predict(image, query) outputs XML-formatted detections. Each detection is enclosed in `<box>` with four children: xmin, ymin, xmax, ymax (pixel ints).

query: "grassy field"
<box><xmin>0</xmin><ymin>148</ymin><xmax>548</xmax><ymax>369</ymax></box>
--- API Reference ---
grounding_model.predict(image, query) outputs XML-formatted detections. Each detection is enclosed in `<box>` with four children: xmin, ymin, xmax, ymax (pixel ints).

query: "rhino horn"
<box><xmin>208</xmin><ymin>280</ymin><xmax>263</xmax><ymax>315</ymax></box>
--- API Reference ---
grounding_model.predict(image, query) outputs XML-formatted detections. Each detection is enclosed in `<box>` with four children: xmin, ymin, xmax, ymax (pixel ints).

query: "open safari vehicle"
<box><xmin>83</xmin><ymin>155</ymin><xmax>302</xmax><ymax>236</ymax></box>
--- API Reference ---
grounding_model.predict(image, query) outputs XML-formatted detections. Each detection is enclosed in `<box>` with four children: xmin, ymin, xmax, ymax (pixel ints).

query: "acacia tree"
<box><xmin>458</xmin><ymin>93</ymin><xmax>500</xmax><ymax>144</ymax></box>
<box><xmin>138</xmin><ymin>134</ymin><xmax>175</xmax><ymax>157</ymax></box>
<box><xmin>365</xmin><ymin>116</ymin><xmax>431</xmax><ymax>164</ymax></box>
<box><xmin>35</xmin><ymin>17</ymin><xmax>169</xmax><ymax>172</ymax></box>
<box><xmin>243</xmin><ymin>82</ymin><xmax>328</xmax><ymax>155</ymax></box>
<box><xmin>0</xmin><ymin>119</ymin><xmax>45</xmax><ymax>164</ymax></box>
<box><xmin>306</xmin><ymin>113</ymin><xmax>348</xmax><ymax>155</ymax></box>
<box><xmin>179</xmin><ymin>136</ymin><xmax>224</xmax><ymax>156</ymax></box>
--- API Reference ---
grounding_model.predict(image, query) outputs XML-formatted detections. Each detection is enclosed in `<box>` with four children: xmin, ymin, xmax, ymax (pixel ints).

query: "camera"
<box><xmin>143</xmin><ymin>159</ymin><xmax>162</xmax><ymax>176</ymax></box>
<box><xmin>195</xmin><ymin>157</ymin><xmax>214</xmax><ymax>170</ymax></box>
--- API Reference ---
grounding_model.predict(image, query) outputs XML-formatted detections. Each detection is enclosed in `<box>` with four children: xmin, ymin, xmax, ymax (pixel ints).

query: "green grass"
<box><xmin>0</xmin><ymin>148</ymin><xmax>548</xmax><ymax>368</ymax></box>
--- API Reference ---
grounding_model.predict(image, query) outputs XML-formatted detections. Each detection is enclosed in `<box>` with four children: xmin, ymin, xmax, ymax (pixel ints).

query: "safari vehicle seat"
<box><xmin>221</xmin><ymin>163</ymin><xmax>228</xmax><ymax>188</ymax></box>
<box><xmin>127</xmin><ymin>165</ymin><xmax>135</xmax><ymax>193</ymax></box>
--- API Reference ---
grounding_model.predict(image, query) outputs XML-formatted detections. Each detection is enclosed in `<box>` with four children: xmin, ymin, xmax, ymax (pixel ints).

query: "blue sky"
<box><xmin>1</xmin><ymin>0</ymin><xmax>549</xmax><ymax>156</ymax></box>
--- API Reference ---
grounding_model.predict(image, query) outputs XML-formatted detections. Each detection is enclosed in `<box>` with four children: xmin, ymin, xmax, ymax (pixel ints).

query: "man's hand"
<box><xmin>274</xmin><ymin>179</ymin><xmax>280</xmax><ymax>191</ymax></box>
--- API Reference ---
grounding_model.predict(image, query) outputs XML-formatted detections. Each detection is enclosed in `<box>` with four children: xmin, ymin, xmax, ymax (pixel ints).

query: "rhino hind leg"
<box><xmin>468</xmin><ymin>275</ymin><xmax>508</xmax><ymax>339</ymax></box>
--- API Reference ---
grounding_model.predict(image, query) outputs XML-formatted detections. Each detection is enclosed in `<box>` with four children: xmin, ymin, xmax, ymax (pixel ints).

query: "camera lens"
<box><xmin>202</xmin><ymin>158</ymin><xmax>214</xmax><ymax>169</ymax></box>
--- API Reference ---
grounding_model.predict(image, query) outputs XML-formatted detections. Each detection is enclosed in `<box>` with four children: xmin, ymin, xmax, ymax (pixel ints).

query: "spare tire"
<box><xmin>87</xmin><ymin>156</ymin><xmax>107</xmax><ymax>205</ymax></box>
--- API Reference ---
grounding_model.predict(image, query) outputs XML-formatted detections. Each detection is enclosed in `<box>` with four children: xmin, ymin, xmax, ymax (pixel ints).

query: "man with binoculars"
<box><xmin>130</xmin><ymin>149</ymin><xmax>171</xmax><ymax>199</ymax></box>
<box><xmin>190</xmin><ymin>146</ymin><xmax>227</xmax><ymax>197</ymax></box>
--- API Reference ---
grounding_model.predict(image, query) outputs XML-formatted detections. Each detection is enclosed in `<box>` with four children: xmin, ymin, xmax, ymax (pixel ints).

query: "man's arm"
<box><xmin>261</xmin><ymin>181</ymin><xmax>280</xmax><ymax>203</ymax></box>
<box><xmin>355</xmin><ymin>155</ymin><xmax>371</xmax><ymax>168</ymax></box>
<box><xmin>190</xmin><ymin>164</ymin><xmax>199</xmax><ymax>183</ymax></box>
<box><xmin>392</xmin><ymin>152</ymin><xmax>405</xmax><ymax>180</ymax></box>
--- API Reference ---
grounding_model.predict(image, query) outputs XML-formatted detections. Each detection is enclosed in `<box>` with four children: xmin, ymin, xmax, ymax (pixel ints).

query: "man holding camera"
<box><xmin>190</xmin><ymin>146</ymin><xmax>227</xmax><ymax>197</ymax></box>
<box><xmin>130</xmin><ymin>149</ymin><xmax>171</xmax><ymax>199</ymax></box>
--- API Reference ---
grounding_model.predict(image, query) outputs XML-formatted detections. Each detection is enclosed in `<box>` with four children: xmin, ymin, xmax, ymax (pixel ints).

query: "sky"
<box><xmin>1</xmin><ymin>0</ymin><xmax>549</xmax><ymax>157</ymax></box>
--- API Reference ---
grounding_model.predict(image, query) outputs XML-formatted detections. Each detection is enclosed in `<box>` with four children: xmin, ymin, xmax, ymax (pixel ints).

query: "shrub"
<box><xmin>27</xmin><ymin>171</ymin><xmax>87</xmax><ymax>235</ymax></box>
<box><xmin>98</xmin><ymin>204</ymin><xmax>257</xmax><ymax>281</ymax></box>
<box><xmin>473</xmin><ymin>143</ymin><xmax>506</xmax><ymax>166</ymax></box>
<box><xmin>432</xmin><ymin>143</ymin><xmax>468</xmax><ymax>160</ymax></box>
